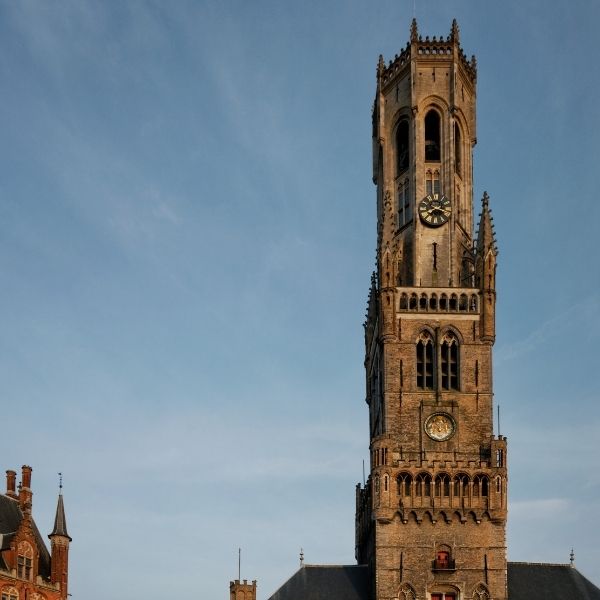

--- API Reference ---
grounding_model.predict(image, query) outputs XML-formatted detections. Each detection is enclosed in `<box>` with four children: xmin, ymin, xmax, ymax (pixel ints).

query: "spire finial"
<box><xmin>482</xmin><ymin>191</ymin><xmax>489</xmax><ymax>209</ymax></box>
<box><xmin>58</xmin><ymin>472</ymin><xmax>63</xmax><ymax>492</ymax></box>
<box><xmin>410</xmin><ymin>18</ymin><xmax>418</xmax><ymax>42</ymax></box>
<box><xmin>570</xmin><ymin>548</ymin><xmax>575</xmax><ymax>566</ymax></box>
<box><xmin>451</xmin><ymin>19</ymin><xmax>460</xmax><ymax>43</ymax></box>
<box><xmin>300</xmin><ymin>548</ymin><xmax>304</xmax><ymax>567</ymax></box>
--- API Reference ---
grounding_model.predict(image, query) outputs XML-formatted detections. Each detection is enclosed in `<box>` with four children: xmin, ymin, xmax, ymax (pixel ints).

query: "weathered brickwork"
<box><xmin>357</xmin><ymin>20</ymin><xmax>505</xmax><ymax>600</ymax></box>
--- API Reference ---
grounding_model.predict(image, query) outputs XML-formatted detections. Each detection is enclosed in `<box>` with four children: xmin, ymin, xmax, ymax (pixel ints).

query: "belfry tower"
<box><xmin>355</xmin><ymin>19</ymin><xmax>507</xmax><ymax>600</ymax></box>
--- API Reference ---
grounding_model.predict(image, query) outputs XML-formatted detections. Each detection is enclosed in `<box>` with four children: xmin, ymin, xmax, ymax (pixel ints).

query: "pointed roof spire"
<box><xmin>450</xmin><ymin>19</ymin><xmax>460</xmax><ymax>43</ymax></box>
<box><xmin>410</xmin><ymin>18</ymin><xmax>418</xmax><ymax>42</ymax></box>
<box><xmin>49</xmin><ymin>479</ymin><xmax>71</xmax><ymax>541</ymax></box>
<box><xmin>476</xmin><ymin>192</ymin><xmax>498</xmax><ymax>255</ymax></box>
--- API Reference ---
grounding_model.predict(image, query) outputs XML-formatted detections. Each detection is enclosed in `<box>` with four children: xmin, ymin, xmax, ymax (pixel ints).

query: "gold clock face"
<box><xmin>424</xmin><ymin>413</ymin><xmax>456</xmax><ymax>442</ymax></box>
<box><xmin>418</xmin><ymin>193</ymin><xmax>451</xmax><ymax>227</ymax></box>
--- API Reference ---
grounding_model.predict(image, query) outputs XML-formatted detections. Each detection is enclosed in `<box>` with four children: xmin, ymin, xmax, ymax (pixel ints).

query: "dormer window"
<box><xmin>17</xmin><ymin>541</ymin><xmax>33</xmax><ymax>581</ymax></box>
<box><xmin>424</xmin><ymin>110</ymin><xmax>441</xmax><ymax>161</ymax></box>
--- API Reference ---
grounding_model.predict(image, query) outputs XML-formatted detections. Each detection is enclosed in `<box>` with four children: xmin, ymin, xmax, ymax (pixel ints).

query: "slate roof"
<box><xmin>266</xmin><ymin>562</ymin><xmax>600</xmax><ymax>600</ymax></box>
<box><xmin>508</xmin><ymin>562</ymin><xmax>600</xmax><ymax>599</ymax></box>
<box><xmin>268</xmin><ymin>565</ymin><xmax>369</xmax><ymax>600</ymax></box>
<box><xmin>0</xmin><ymin>493</ymin><xmax>52</xmax><ymax>579</ymax></box>
<box><xmin>50</xmin><ymin>493</ymin><xmax>71</xmax><ymax>540</ymax></box>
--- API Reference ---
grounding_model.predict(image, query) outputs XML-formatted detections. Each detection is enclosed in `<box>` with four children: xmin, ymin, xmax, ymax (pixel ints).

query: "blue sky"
<box><xmin>1</xmin><ymin>1</ymin><xmax>599</xmax><ymax>598</ymax></box>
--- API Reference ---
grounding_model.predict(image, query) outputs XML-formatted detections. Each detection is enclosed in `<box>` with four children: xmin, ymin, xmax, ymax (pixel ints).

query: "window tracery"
<box><xmin>416</xmin><ymin>331</ymin><xmax>434</xmax><ymax>390</ymax></box>
<box><xmin>398</xmin><ymin>583</ymin><xmax>416</xmax><ymax>600</ymax></box>
<box><xmin>440</xmin><ymin>331</ymin><xmax>459</xmax><ymax>390</ymax></box>
<box><xmin>473</xmin><ymin>584</ymin><xmax>491</xmax><ymax>600</ymax></box>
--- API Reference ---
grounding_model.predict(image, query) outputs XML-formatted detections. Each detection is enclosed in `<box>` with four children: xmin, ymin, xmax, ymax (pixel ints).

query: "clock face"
<box><xmin>424</xmin><ymin>413</ymin><xmax>456</xmax><ymax>442</ymax></box>
<box><xmin>418</xmin><ymin>193</ymin><xmax>451</xmax><ymax>227</ymax></box>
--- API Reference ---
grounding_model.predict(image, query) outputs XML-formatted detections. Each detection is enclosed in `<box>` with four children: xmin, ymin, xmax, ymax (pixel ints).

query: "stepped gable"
<box><xmin>267</xmin><ymin>565</ymin><xmax>369</xmax><ymax>600</ymax></box>
<box><xmin>508</xmin><ymin>562</ymin><xmax>600</xmax><ymax>599</ymax></box>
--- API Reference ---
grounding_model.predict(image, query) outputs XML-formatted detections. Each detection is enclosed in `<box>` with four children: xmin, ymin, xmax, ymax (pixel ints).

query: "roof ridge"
<box><xmin>509</xmin><ymin>561</ymin><xmax>571</xmax><ymax>567</ymax></box>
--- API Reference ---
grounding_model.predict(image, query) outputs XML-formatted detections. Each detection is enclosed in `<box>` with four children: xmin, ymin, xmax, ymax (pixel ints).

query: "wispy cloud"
<box><xmin>496</xmin><ymin>295</ymin><xmax>598</xmax><ymax>362</ymax></box>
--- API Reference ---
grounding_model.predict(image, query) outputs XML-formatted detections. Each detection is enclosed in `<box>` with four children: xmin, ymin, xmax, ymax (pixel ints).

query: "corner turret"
<box><xmin>48</xmin><ymin>482</ymin><xmax>71</xmax><ymax>599</ymax></box>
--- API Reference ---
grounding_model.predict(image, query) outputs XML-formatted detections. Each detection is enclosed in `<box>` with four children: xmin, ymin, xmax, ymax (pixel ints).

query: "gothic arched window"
<box><xmin>415</xmin><ymin>473</ymin><xmax>432</xmax><ymax>497</ymax></box>
<box><xmin>473</xmin><ymin>584</ymin><xmax>491</xmax><ymax>600</ymax></box>
<box><xmin>398</xmin><ymin>472</ymin><xmax>412</xmax><ymax>497</ymax></box>
<box><xmin>399</xmin><ymin>583</ymin><xmax>416</xmax><ymax>600</ymax></box>
<box><xmin>441</xmin><ymin>332</ymin><xmax>459</xmax><ymax>390</ymax></box>
<box><xmin>473</xmin><ymin>475</ymin><xmax>489</xmax><ymax>497</ymax></box>
<box><xmin>435</xmin><ymin>473</ymin><xmax>450</xmax><ymax>498</ymax></box>
<box><xmin>454</xmin><ymin>473</ymin><xmax>470</xmax><ymax>498</ymax></box>
<box><xmin>425</xmin><ymin>110</ymin><xmax>441</xmax><ymax>161</ymax></box>
<box><xmin>396</xmin><ymin>119</ymin><xmax>409</xmax><ymax>174</ymax></box>
<box><xmin>416</xmin><ymin>331</ymin><xmax>435</xmax><ymax>390</ymax></box>
<box><xmin>397</xmin><ymin>178</ymin><xmax>411</xmax><ymax>228</ymax></box>
<box><xmin>454</xmin><ymin>122</ymin><xmax>462</xmax><ymax>175</ymax></box>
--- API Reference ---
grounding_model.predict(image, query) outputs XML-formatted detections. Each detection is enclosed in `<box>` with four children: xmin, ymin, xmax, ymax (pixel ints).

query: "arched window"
<box><xmin>425</xmin><ymin>110</ymin><xmax>441</xmax><ymax>161</ymax></box>
<box><xmin>398</xmin><ymin>472</ymin><xmax>412</xmax><ymax>496</ymax></box>
<box><xmin>396</xmin><ymin>120</ymin><xmax>409</xmax><ymax>174</ymax></box>
<box><xmin>454</xmin><ymin>474</ymin><xmax>470</xmax><ymax>498</ymax></box>
<box><xmin>441</xmin><ymin>332</ymin><xmax>459</xmax><ymax>390</ymax></box>
<box><xmin>439</xmin><ymin>294</ymin><xmax>448</xmax><ymax>311</ymax></box>
<box><xmin>399</xmin><ymin>583</ymin><xmax>416</xmax><ymax>600</ymax></box>
<box><xmin>426</xmin><ymin>169</ymin><xmax>440</xmax><ymax>196</ymax></box>
<box><xmin>17</xmin><ymin>541</ymin><xmax>33</xmax><ymax>581</ymax></box>
<box><xmin>454</xmin><ymin>122</ymin><xmax>462</xmax><ymax>175</ymax></box>
<box><xmin>435</xmin><ymin>474</ymin><xmax>450</xmax><ymax>498</ymax></box>
<box><xmin>474</xmin><ymin>475</ymin><xmax>489</xmax><ymax>497</ymax></box>
<box><xmin>1</xmin><ymin>588</ymin><xmax>18</xmax><ymax>600</ymax></box>
<box><xmin>416</xmin><ymin>332</ymin><xmax>435</xmax><ymax>390</ymax></box>
<box><xmin>429</xmin><ymin>293</ymin><xmax>438</xmax><ymax>311</ymax></box>
<box><xmin>397</xmin><ymin>178</ymin><xmax>411</xmax><ymax>228</ymax></box>
<box><xmin>415</xmin><ymin>473</ymin><xmax>432</xmax><ymax>497</ymax></box>
<box><xmin>473</xmin><ymin>584</ymin><xmax>491</xmax><ymax>600</ymax></box>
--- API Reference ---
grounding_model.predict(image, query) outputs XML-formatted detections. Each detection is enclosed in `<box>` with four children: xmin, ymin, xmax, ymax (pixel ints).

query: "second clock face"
<box><xmin>418</xmin><ymin>193</ymin><xmax>451</xmax><ymax>227</ymax></box>
<box><xmin>424</xmin><ymin>413</ymin><xmax>456</xmax><ymax>442</ymax></box>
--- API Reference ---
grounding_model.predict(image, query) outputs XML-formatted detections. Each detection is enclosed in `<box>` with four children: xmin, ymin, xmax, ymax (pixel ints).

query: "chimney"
<box><xmin>5</xmin><ymin>470</ymin><xmax>17</xmax><ymax>498</ymax></box>
<box><xmin>19</xmin><ymin>465</ymin><xmax>33</xmax><ymax>510</ymax></box>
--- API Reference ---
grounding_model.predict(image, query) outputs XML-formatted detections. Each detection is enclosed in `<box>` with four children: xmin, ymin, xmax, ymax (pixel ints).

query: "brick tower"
<box><xmin>355</xmin><ymin>19</ymin><xmax>507</xmax><ymax>600</ymax></box>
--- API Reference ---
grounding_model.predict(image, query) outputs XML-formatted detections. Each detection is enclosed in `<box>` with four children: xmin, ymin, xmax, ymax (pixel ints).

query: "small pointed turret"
<box><xmin>450</xmin><ymin>19</ymin><xmax>460</xmax><ymax>43</ymax></box>
<box><xmin>475</xmin><ymin>192</ymin><xmax>498</xmax><ymax>341</ymax></box>
<box><xmin>49</xmin><ymin>478</ymin><xmax>72</xmax><ymax>599</ymax></box>
<box><xmin>410</xmin><ymin>18</ymin><xmax>418</xmax><ymax>42</ymax></box>
<box><xmin>50</xmin><ymin>492</ymin><xmax>71</xmax><ymax>541</ymax></box>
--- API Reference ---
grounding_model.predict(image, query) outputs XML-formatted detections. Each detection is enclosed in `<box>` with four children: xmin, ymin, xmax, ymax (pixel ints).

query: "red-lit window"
<box><xmin>431</xmin><ymin>594</ymin><xmax>455</xmax><ymax>600</ymax></box>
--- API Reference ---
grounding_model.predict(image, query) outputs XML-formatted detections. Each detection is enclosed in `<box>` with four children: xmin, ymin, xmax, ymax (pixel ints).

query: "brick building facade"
<box><xmin>0</xmin><ymin>467</ymin><xmax>71</xmax><ymax>600</ymax></box>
